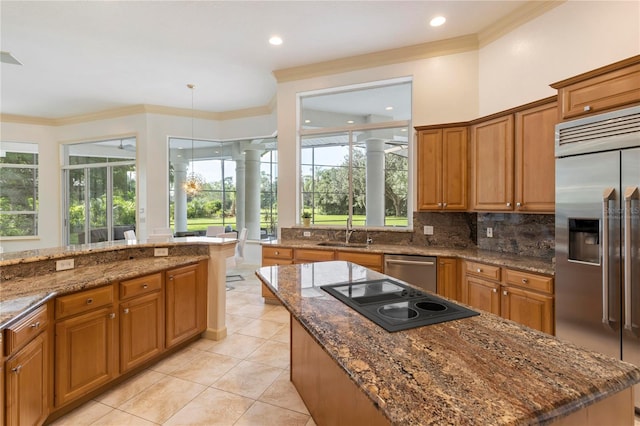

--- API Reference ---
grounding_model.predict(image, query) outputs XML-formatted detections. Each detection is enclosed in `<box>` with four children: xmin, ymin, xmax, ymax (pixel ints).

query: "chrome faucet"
<box><xmin>345</xmin><ymin>217</ymin><xmax>354</xmax><ymax>244</ymax></box>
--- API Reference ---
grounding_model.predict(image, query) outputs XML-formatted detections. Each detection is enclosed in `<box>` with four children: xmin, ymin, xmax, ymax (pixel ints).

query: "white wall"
<box><xmin>479</xmin><ymin>0</ymin><xmax>640</xmax><ymax>115</ymax></box>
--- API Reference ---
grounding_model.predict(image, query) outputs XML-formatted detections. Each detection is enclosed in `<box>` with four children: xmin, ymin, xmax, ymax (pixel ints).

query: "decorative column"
<box><xmin>234</xmin><ymin>155</ymin><xmax>246</xmax><ymax>232</ymax></box>
<box><xmin>244</xmin><ymin>150</ymin><xmax>261</xmax><ymax>240</ymax></box>
<box><xmin>366</xmin><ymin>139</ymin><xmax>385</xmax><ymax>226</ymax></box>
<box><xmin>173</xmin><ymin>159</ymin><xmax>188</xmax><ymax>233</ymax></box>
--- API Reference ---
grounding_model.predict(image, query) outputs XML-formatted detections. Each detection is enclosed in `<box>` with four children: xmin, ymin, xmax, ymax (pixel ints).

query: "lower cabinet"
<box><xmin>54</xmin><ymin>305</ymin><xmax>117</xmax><ymax>407</ymax></box>
<box><xmin>165</xmin><ymin>263</ymin><xmax>207</xmax><ymax>348</ymax></box>
<box><xmin>462</xmin><ymin>260</ymin><xmax>554</xmax><ymax>335</ymax></box>
<box><xmin>335</xmin><ymin>251</ymin><xmax>383</xmax><ymax>272</ymax></box>
<box><xmin>5</xmin><ymin>330</ymin><xmax>48</xmax><ymax>426</ymax></box>
<box><xmin>436</xmin><ymin>257</ymin><xmax>460</xmax><ymax>301</ymax></box>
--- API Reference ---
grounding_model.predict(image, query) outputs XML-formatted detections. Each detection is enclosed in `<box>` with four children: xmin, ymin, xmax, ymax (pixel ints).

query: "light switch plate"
<box><xmin>303</xmin><ymin>231</ymin><xmax>311</xmax><ymax>237</ymax></box>
<box><xmin>423</xmin><ymin>225</ymin><xmax>434</xmax><ymax>235</ymax></box>
<box><xmin>56</xmin><ymin>259</ymin><xmax>75</xmax><ymax>271</ymax></box>
<box><xmin>487</xmin><ymin>227</ymin><xmax>493</xmax><ymax>238</ymax></box>
<box><xmin>154</xmin><ymin>248</ymin><xmax>169</xmax><ymax>256</ymax></box>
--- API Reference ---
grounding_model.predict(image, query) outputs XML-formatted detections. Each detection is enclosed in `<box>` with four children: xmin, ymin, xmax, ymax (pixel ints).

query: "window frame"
<box><xmin>0</xmin><ymin>142</ymin><xmax>39</xmax><ymax>238</ymax></box>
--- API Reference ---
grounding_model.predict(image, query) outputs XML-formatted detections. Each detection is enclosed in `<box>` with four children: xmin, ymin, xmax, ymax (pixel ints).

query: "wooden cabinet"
<box><xmin>294</xmin><ymin>249</ymin><xmax>335</xmax><ymax>263</ymax></box>
<box><xmin>551</xmin><ymin>56</ymin><xmax>640</xmax><ymax>120</ymax></box>
<box><xmin>470</xmin><ymin>115</ymin><xmax>514</xmax><ymax>211</ymax></box>
<box><xmin>119</xmin><ymin>273</ymin><xmax>164</xmax><ymax>373</ymax></box>
<box><xmin>165</xmin><ymin>263</ymin><xmax>207</xmax><ymax>348</ymax></box>
<box><xmin>262</xmin><ymin>246</ymin><xmax>294</xmax><ymax>266</ymax></box>
<box><xmin>436</xmin><ymin>257</ymin><xmax>459</xmax><ymax>301</ymax></box>
<box><xmin>4</xmin><ymin>304</ymin><xmax>50</xmax><ymax>426</ymax></box>
<box><xmin>462</xmin><ymin>261</ymin><xmax>554</xmax><ymax>335</ymax></box>
<box><xmin>335</xmin><ymin>251</ymin><xmax>383</xmax><ymax>272</ymax></box>
<box><xmin>55</xmin><ymin>286</ymin><xmax>117</xmax><ymax>407</ymax></box>
<box><xmin>417</xmin><ymin>126</ymin><xmax>468</xmax><ymax>211</ymax></box>
<box><xmin>514</xmin><ymin>102</ymin><xmax>557</xmax><ymax>213</ymax></box>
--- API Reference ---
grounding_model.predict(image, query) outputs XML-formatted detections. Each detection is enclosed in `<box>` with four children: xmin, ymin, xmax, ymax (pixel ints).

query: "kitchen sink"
<box><xmin>317</xmin><ymin>242</ymin><xmax>369</xmax><ymax>248</ymax></box>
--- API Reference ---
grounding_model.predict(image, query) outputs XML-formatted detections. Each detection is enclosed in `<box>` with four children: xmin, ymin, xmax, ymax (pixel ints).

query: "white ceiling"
<box><xmin>1</xmin><ymin>1</ymin><xmax>528</xmax><ymax>120</ymax></box>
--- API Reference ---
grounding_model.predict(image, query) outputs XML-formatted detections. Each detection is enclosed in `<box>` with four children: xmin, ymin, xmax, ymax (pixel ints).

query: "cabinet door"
<box><xmin>294</xmin><ymin>249</ymin><xmax>335</xmax><ymax>263</ymax></box>
<box><xmin>6</xmin><ymin>332</ymin><xmax>48</xmax><ymax>426</ymax></box>
<box><xmin>442</xmin><ymin>127</ymin><xmax>468</xmax><ymax>210</ymax></box>
<box><xmin>437</xmin><ymin>258</ymin><xmax>459</xmax><ymax>301</ymax></box>
<box><xmin>501</xmin><ymin>286</ymin><xmax>554</xmax><ymax>335</ymax></box>
<box><xmin>514</xmin><ymin>103</ymin><xmax>557</xmax><ymax>212</ymax></box>
<box><xmin>166</xmin><ymin>263</ymin><xmax>206</xmax><ymax>348</ymax></box>
<box><xmin>464</xmin><ymin>276</ymin><xmax>500</xmax><ymax>315</ymax></box>
<box><xmin>120</xmin><ymin>291</ymin><xmax>164</xmax><ymax>372</ymax></box>
<box><xmin>471</xmin><ymin>115</ymin><xmax>514</xmax><ymax>211</ymax></box>
<box><xmin>55</xmin><ymin>307</ymin><xmax>117</xmax><ymax>407</ymax></box>
<box><xmin>335</xmin><ymin>251</ymin><xmax>383</xmax><ymax>272</ymax></box>
<box><xmin>417</xmin><ymin>129</ymin><xmax>443</xmax><ymax>210</ymax></box>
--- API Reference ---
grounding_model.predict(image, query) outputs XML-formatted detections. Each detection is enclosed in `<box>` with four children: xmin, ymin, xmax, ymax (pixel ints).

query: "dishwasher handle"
<box><xmin>385</xmin><ymin>259</ymin><xmax>436</xmax><ymax>267</ymax></box>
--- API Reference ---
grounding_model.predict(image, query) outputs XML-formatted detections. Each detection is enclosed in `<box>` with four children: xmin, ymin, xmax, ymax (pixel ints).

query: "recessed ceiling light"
<box><xmin>269</xmin><ymin>36</ymin><xmax>283</xmax><ymax>46</ymax></box>
<box><xmin>347</xmin><ymin>120</ymin><xmax>355</xmax><ymax>124</ymax></box>
<box><xmin>385</xmin><ymin>106</ymin><xmax>393</xmax><ymax>111</ymax></box>
<box><xmin>430</xmin><ymin>16</ymin><xmax>446</xmax><ymax>27</ymax></box>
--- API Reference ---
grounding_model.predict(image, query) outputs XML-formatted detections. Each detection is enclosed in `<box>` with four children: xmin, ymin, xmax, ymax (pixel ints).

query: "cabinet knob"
<box><xmin>584</xmin><ymin>105</ymin><xmax>592</xmax><ymax>112</ymax></box>
<box><xmin>503</xmin><ymin>290</ymin><xmax>508</xmax><ymax>296</ymax></box>
<box><xmin>522</xmin><ymin>278</ymin><xmax>528</xmax><ymax>284</ymax></box>
<box><xmin>12</xmin><ymin>365</ymin><xmax>22</xmax><ymax>374</ymax></box>
<box><xmin>477</xmin><ymin>268</ymin><xmax>482</xmax><ymax>273</ymax></box>
<box><xmin>275</xmin><ymin>251</ymin><xmax>279</xmax><ymax>255</ymax></box>
<box><xmin>86</xmin><ymin>298</ymin><xmax>94</xmax><ymax>305</ymax></box>
<box><xmin>443</xmin><ymin>203</ymin><xmax>447</xmax><ymax>207</ymax></box>
<box><xmin>168</xmin><ymin>276</ymin><xmax>174</xmax><ymax>281</ymax></box>
<box><xmin>109</xmin><ymin>313</ymin><xmax>116</xmax><ymax>319</ymax></box>
<box><xmin>29</xmin><ymin>321</ymin><xmax>40</xmax><ymax>329</ymax></box>
<box><xmin>143</xmin><ymin>284</ymin><xmax>148</xmax><ymax>289</ymax></box>
<box><xmin>506</xmin><ymin>202</ymin><xmax>511</xmax><ymax>207</ymax></box>
<box><xmin>123</xmin><ymin>308</ymin><xmax>130</xmax><ymax>314</ymax></box>
<box><xmin>492</xmin><ymin>288</ymin><xmax>497</xmax><ymax>293</ymax></box>
<box><xmin>516</xmin><ymin>202</ymin><xmax>522</xmax><ymax>207</ymax></box>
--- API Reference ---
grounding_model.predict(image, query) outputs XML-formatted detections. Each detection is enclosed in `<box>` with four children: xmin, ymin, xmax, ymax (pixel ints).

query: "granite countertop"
<box><xmin>257</xmin><ymin>261</ymin><xmax>640</xmax><ymax>425</ymax></box>
<box><xmin>0</xmin><ymin>254</ymin><xmax>209</xmax><ymax>329</ymax></box>
<box><xmin>263</xmin><ymin>239</ymin><xmax>555</xmax><ymax>275</ymax></box>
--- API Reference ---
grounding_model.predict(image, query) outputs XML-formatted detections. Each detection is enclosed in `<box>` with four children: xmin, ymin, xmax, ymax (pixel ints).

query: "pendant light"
<box><xmin>183</xmin><ymin>83</ymin><xmax>204</xmax><ymax>195</ymax></box>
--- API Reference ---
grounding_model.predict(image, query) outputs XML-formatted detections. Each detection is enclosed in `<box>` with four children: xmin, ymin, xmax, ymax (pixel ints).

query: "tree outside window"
<box><xmin>0</xmin><ymin>142</ymin><xmax>38</xmax><ymax>237</ymax></box>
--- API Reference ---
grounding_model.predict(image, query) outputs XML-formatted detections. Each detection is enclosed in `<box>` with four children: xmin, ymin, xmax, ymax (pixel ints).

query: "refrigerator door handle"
<box><xmin>623</xmin><ymin>186</ymin><xmax>639</xmax><ymax>331</ymax></box>
<box><xmin>602</xmin><ymin>187</ymin><xmax>615</xmax><ymax>325</ymax></box>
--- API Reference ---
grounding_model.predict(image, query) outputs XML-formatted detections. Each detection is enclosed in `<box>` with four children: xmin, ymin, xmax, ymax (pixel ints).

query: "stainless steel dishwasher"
<box><xmin>383</xmin><ymin>254</ymin><xmax>437</xmax><ymax>293</ymax></box>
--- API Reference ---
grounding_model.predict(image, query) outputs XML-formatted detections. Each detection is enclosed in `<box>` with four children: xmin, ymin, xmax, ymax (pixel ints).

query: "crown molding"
<box><xmin>478</xmin><ymin>0</ymin><xmax>565</xmax><ymax>47</ymax></box>
<box><xmin>0</xmin><ymin>114</ymin><xmax>57</xmax><ymax>126</ymax></box>
<box><xmin>273</xmin><ymin>34</ymin><xmax>479</xmax><ymax>83</ymax></box>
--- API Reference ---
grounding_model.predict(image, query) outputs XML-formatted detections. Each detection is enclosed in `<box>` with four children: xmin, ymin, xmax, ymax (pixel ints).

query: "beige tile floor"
<box><xmin>49</xmin><ymin>263</ymin><xmax>640</xmax><ymax>425</ymax></box>
<box><xmin>51</xmin><ymin>264</ymin><xmax>315</xmax><ymax>426</ymax></box>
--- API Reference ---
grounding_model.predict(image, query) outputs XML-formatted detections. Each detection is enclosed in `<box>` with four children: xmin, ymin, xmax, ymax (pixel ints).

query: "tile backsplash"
<box><xmin>282</xmin><ymin>211</ymin><xmax>554</xmax><ymax>261</ymax></box>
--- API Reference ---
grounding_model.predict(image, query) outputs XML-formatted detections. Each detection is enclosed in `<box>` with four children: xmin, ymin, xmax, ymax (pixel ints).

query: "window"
<box><xmin>300</xmin><ymin>80</ymin><xmax>411</xmax><ymax>227</ymax></box>
<box><xmin>168</xmin><ymin>137</ymin><xmax>277</xmax><ymax>240</ymax></box>
<box><xmin>0</xmin><ymin>142</ymin><xmax>39</xmax><ymax>237</ymax></box>
<box><xmin>62</xmin><ymin>138</ymin><xmax>136</xmax><ymax>244</ymax></box>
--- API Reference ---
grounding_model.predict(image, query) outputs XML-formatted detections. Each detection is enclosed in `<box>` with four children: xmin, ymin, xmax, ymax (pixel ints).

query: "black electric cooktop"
<box><xmin>321</xmin><ymin>278</ymin><xmax>479</xmax><ymax>332</ymax></box>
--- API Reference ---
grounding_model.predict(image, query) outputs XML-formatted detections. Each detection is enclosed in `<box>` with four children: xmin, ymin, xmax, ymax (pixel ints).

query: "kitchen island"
<box><xmin>257</xmin><ymin>261</ymin><xmax>640</xmax><ymax>425</ymax></box>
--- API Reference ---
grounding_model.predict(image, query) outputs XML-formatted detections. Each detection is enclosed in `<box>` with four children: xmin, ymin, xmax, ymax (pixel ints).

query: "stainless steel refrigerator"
<box><xmin>555</xmin><ymin>105</ymin><xmax>640</xmax><ymax>409</ymax></box>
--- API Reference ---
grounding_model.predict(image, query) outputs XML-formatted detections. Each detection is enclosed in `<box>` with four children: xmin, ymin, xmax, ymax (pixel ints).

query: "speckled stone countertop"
<box><xmin>0</xmin><ymin>237</ymin><xmax>236</xmax><ymax>329</ymax></box>
<box><xmin>263</xmin><ymin>239</ymin><xmax>555</xmax><ymax>275</ymax></box>
<box><xmin>257</xmin><ymin>261</ymin><xmax>640</xmax><ymax>425</ymax></box>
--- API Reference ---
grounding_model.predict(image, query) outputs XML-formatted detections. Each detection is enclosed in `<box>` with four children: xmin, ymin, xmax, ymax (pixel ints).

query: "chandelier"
<box><xmin>183</xmin><ymin>83</ymin><xmax>204</xmax><ymax>196</ymax></box>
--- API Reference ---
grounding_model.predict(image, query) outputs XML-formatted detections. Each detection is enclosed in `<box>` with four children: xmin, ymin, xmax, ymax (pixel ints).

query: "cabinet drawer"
<box><xmin>335</xmin><ymin>251</ymin><xmax>383</xmax><ymax>268</ymax></box>
<box><xmin>56</xmin><ymin>285</ymin><xmax>114</xmax><ymax>319</ymax></box>
<box><xmin>294</xmin><ymin>249</ymin><xmax>335</xmax><ymax>262</ymax></box>
<box><xmin>4</xmin><ymin>304</ymin><xmax>48</xmax><ymax>356</ymax></box>
<box><xmin>262</xmin><ymin>258</ymin><xmax>294</xmax><ymax>267</ymax></box>
<box><xmin>465</xmin><ymin>261</ymin><xmax>501</xmax><ymax>281</ymax></box>
<box><xmin>120</xmin><ymin>273</ymin><xmax>162</xmax><ymax>300</ymax></box>
<box><xmin>504</xmin><ymin>269</ymin><xmax>553</xmax><ymax>294</ymax></box>
<box><xmin>262</xmin><ymin>247</ymin><xmax>293</xmax><ymax>260</ymax></box>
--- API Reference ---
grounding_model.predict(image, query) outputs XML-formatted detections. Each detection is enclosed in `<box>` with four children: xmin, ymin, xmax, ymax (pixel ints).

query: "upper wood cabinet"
<box><xmin>551</xmin><ymin>55</ymin><xmax>640</xmax><ymax>120</ymax></box>
<box><xmin>417</xmin><ymin>127</ymin><xmax>468</xmax><ymax>211</ymax></box>
<box><xmin>470</xmin><ymin>115</ymin><xmax>514</xmax><ymax>211</ymax></box>
<box><xmin>514</xmin><ymin>102</ymin><xmax>557</xmax><ymax>213</ymax></box>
